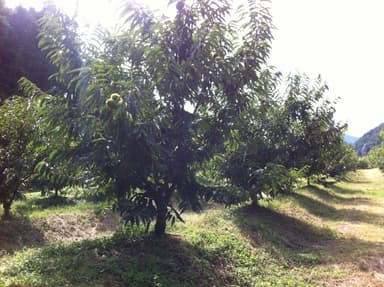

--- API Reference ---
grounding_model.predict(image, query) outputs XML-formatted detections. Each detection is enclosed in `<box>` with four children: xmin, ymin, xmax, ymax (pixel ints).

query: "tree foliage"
<box><xmin>367</xmin><ymin>131</ymin><xmax>384</xmax><ymax>171</ymax></box>
<box><xmin>16</xmin><ymin>5</ymin><xmax>83</xmax><ymax>199</ymax></box>
<box><xmin>21</xmin><ymin>0</ymin><xmax>273</xmax><ymax>235</ymax></box>
<box><xmin>218</xmin><ymin>70</ymin><xmax>297</xmax><ymax>205</ymax></box>
<box><xmin>219</xmin><ymin>72</ymin><xmax>347</xmax><ymax>205</ymax></box>
<box><xmin>0</xmin><ymin>96</ymin><xmax>36</xmax><ymax>218</ymax></box>
<box><xmin>281</xmin><ymin>74</ymin><xmax>346</xmax><ymax>182</ymax></box>
<box><xmin>14</xmin><ymin>0</ymin><xmax>354</xmax><ymax>234</ymax></box>
<box><xmin>327</xmin><ymin>143</ymin><xmax>359</xmax><ymax>177</ymax></box>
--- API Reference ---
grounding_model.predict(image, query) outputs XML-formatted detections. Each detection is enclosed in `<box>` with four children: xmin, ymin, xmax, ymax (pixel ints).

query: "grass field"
<box><xmin>0</xmin><ymin>169</ymin><xmax>383</xmax><ymax>286</ymax></box>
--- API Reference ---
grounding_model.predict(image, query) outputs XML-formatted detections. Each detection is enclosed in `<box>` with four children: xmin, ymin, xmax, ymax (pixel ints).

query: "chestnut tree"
<box><xmin>23</xmin><ymin>0</ymin><xmax>273</xmax><ymax>235</ymax></box>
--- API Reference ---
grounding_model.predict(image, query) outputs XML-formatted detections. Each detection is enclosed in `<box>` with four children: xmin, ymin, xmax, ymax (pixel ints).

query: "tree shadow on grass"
<box><xmin>330</xmin><ymin>184</ymin><xmax>364</xmax><ymax>195</ymax></box>
<box><xmin>0</xmin><ymin>232</ymin><xmax>241</xmax><ymax>287</ymax></box>
<box><xmin>291</xmin><ymin>192</ymin><xmax>337</xmax><ymax>217</ymax></box>
<box><xmin>340</xmin><ymin>174</ymin><xmax>371</xmax><ymax>184</ymax></box>
<box><xmin>291</xmin><ymin>192</ymin><xmax>383</xmax><ymax>226</ymax></box>
<box><xmin>232</xmin><ymin>205</ymin><xmax>384</xmax><ymax>266</ymax></box>
<box><xmin>305</xmin><ymin>185</ymin><xmax>345</xmax><ymax>203</ymax></box>
<box><xmin>0</xmin><ymin>216</ymin><xmax>45</xmax><ymax>255</ymax></box>
<box><xmin>305</xmin><ymin>185</ymin><xmax>374</xmax><ymax>206</ymax></box>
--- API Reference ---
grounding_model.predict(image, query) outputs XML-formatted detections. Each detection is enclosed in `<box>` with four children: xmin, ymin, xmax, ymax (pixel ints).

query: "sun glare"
<box><xmin>4</xmin><ymin>0</ymin><xmax>174</xmax><ymax>30</ymax></box>
<box><xmin>5</xmin><ymin>0</ymin><xmax>123</xmax><ymax>32</ymax></box>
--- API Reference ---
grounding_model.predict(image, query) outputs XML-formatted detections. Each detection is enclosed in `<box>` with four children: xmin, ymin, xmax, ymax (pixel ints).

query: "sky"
<box><xmin>270</xmin><ymin>0</ymin><xmax>384</xmax><ymax>137</ymax></box>
<box><xmin>5</xmin><ymin>0</ymin><xmax>384</xmax><ymax>137</ymax></box>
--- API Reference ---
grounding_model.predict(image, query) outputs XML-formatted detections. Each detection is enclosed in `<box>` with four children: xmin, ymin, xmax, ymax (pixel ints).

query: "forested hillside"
<box><xmin>354</xmin><ymin>123</ymin><xmax>384</xmax><ymax>156</ymax></box>
<box><xmin>0</xmin><ymin>3</ymin><xmax>56</xmax><ymax>101</ymax></box>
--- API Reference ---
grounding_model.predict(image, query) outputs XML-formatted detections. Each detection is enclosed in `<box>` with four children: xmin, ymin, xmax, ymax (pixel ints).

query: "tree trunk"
<box><xmin>307</xmin><ymin>177</ymin><xmax>311</xmax><ymax>186</ymax></box>
<box><xmin>154</xmin><ymin>206</ymin><xmax>167</xmax><ymax>236</ymax></box>
<box><xmin>250</xmin><ymin>199</ymin><xmax>259</xmax><ymax>209</ymax></box>
<box><xmin>250</xmin><ymin>191</ymin><xmax>259</xmax><ymax>208</ymax></box>
<box><xmin>154</xmin><ymin>187</ymin><xmax>173</xmax><ymax>236</ymax></box>
<box><xmin>2</xmin><ymin>202</ymin><xmax>11</xmax><ymax>219</ymax></box>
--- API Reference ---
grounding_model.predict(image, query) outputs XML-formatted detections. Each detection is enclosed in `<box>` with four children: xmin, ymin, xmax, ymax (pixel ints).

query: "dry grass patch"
<box><xmin>0</xmin><ymin>209</ymin><xmax>121</xmax><ymax>258</ymax></box>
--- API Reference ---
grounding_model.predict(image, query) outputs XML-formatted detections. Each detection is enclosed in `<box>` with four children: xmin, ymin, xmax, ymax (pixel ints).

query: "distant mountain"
<box><xmin>344</xmin><ymin>134</ymin><xmax>359</xmax><ymax>144</ymax></box>
<box><xmin>354</xmin><ymin>123</ymin><xmax>384</xmax><ymax>156</ymax></box>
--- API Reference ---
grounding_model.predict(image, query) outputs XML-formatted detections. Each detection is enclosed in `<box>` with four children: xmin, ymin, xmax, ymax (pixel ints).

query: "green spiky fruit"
<box><xmin>106</xmin><ymin>98</ymin><xmax>117</xmax><ymax>109</ymax></box>
<box><xmin>110</xmin><ymin>93</ymin><xmax>121</xmax><ymax>102</ymax></box>
<box><xmin>106</xmin><ymin>93</ymin><xmax>123</xmax><ymax>109</ymax></box>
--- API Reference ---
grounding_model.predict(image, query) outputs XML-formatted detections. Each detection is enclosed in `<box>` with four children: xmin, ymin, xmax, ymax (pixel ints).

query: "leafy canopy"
<box><xmin>22</xmin><ymin>0</ymin><xmax>273</xmax><ymax>235</ymax></box>
<box><xmin>219</xmin><ymin>72</ymin><xmax>347</xmax><ymax>205</ymax></box>
<box><xmin>0</xmin><ymin>96</ymin><xmax>36</xmax><ymax>218</ymax></box>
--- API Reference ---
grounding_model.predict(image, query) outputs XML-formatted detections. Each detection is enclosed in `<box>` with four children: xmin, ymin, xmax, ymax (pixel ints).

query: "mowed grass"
<box><xmin>263</xmin><ymin>168</ymin><xmax>384</xmax><ymax>286</ymax></box>
<box><xmin>10</xmin><ymin>192</ymin><xmax>101</xmax><ymax>219</ymax></box>
<box><xmin>0</xmin><ymin>169</ymin><xmax>384</xmax><ymax>286</ymax></box>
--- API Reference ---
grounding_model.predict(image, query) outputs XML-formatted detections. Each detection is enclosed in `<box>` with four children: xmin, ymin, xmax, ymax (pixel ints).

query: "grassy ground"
<box><xmin>249</xmin><ymin>168</ymin><xmax>384</xmax><ymax>286</ymax></box>
<box><xmin>0</xmin><ymin>169</ymin><xmax>383</xmax><ymax>286</ymax></box>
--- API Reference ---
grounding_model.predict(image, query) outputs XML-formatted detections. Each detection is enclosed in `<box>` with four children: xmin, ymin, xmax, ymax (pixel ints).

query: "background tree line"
<box><xmin>366</xmin><ymin>131</ymin><xmax>384</xmax><ymax>171</ymax></box>
<box><xmin>0</xmin><ymin>0</ymin><xmax>56</xmax><ymax>102</ymax></box>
